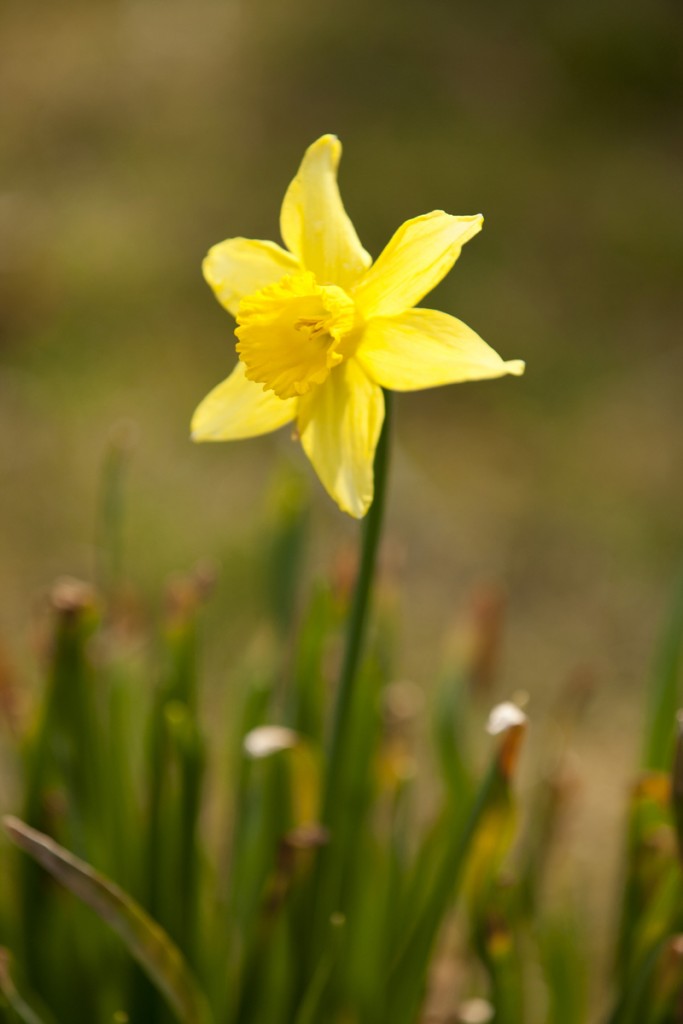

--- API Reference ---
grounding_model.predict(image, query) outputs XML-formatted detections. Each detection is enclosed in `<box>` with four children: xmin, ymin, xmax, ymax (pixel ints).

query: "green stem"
<box><xmin>322</xmin><ymin>389</ymin><xmax>393</xmax><ymax>823</ymax></box>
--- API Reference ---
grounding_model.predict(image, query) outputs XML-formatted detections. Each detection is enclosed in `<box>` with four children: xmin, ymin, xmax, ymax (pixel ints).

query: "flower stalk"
<box><xmin>323</xmin><ymin>389</ymin><xmax>393</xmax><ymax>824</ymax></box>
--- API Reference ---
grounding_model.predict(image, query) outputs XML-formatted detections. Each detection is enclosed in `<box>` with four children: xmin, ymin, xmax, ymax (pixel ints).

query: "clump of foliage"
<box><xmin>0</xmin><ymin>471</ymin><xmax>682</xmax><ymax>1024</ymax></box>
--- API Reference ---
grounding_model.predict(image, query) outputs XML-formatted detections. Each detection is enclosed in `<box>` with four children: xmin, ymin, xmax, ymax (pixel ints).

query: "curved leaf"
<box><xmin>3</xmin><ymin>817</ymin><xmax>213</xmax><ymax>1024</ymax></box>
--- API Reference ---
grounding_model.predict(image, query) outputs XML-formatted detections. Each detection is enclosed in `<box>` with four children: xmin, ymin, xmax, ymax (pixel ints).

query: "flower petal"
<box><xmin>280</xmin><ymin>135</ymin><xmax>371</xmax><ymax>289</ymax></box>
<box><xmin>191</xmin><ymin>360</ymin><xmax>297</xmax><ymax>441</ymax></box>
<box><xmin>352</xmin><ymin>212</ymin><xmax>483</xmax><ymax>319</ymax></box>
<box><xmin>203</xmin><ymin>238</ymin><xmax>298</xmax><ymax>317</ymax></box>
<box><xmin>356</xmin><ymin>308</ymin><xmax>525</xmax><ymax>390</ymax></box>
<box><xmin>298</xmin><ymin>360</ymin><xmax>384</xmax><ymax>518</ymax></box>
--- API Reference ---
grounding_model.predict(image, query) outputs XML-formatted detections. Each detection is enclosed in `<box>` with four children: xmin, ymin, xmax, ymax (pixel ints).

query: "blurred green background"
<box><xmin>1</xmin><ymin>0</ymin><xmax>682</xmax><ymax>937</ymax></box>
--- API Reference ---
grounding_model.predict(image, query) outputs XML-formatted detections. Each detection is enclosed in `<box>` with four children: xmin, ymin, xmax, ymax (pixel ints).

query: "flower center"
<box><xmin>235</xmin><ymin>272</ymin><xmax>357</xmax><ymax>399</ymax></box>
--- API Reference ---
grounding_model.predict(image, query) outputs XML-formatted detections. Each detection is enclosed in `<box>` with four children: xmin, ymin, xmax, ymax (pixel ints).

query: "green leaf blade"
<box><xmin>3</xmin><ymin>817</ymin><xmax>213</xmax><ymax>1024</ymax></box>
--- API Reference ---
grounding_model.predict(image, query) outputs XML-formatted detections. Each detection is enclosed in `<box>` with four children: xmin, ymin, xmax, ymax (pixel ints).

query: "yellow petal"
<box><xmin>352</xmin><ymin>212</ymin><xmax>483</xmax><ymax>319</ymax></box>
<box><xmin>356</xmin><ymin>308</ymin><xmax>525</xmax><ymax>390</ymax></box>
<box><xmin>191</xmin><ymin>360</ymin><xmax>297</xmax><ymax>441</ymax></box>
<box><xmin>203</xmin><ymin>238</ymin><xmax>298</xmax><ymax>317</ymax></box>
<box><xmin>298</xmin><ymin>360</ymin><xmax>384</xmax><ymax>518</ymax></box>
<box><xmin>280</xmin><ymin>135</ymin><xmax>371</xmax><ymax>289</ymax></box>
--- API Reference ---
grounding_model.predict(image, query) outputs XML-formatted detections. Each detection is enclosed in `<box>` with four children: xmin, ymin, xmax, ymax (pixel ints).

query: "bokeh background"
<box><xmin>1</xmin><ymin>0</ymin><xmax>682</xmax><ymax>963</ymax></box>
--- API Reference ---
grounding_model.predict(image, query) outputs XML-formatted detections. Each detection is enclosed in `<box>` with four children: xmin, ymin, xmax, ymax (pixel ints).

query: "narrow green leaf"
<box><xmin>266</xmin><ymin>472</ymin><xmax>309</xmax><ymax>638</ymax></box>
<box><xmin>388</xmin><ymin>704</ymin><xmax>528</xmax><ymax>1024</ymax></box>
<box><xmin>643</xmin><ymin>568</ymin><xmax>683</xmax><ymax>772</ymax></box>
<box><xmin>671</xmin><ymin>711</ymin><xmax>683</xmax><ymax>864</ymax></box>
<box><xmin>306</xmin><ymin>649</ymin><xmax>385</xmax><ymax>987</ymax></box>
<box><xmin>432</xmin><ymin>664</ymin><xmax>473</xmax><ymax>802</ymax></box>
<box><xmin>293</xmin><ymin>914</ymin><xmax>345</xmax><ymax>1024</ymax></box>
<box><xmin>648</xmin><ymin>934</ymin><xmax>683</xmax><ymax>1024</ymax></box>
<box><xmin>463</xmin><ymin>706</ymin><xmax>527</xmax><ymax>1024</ymax></box>
<box><xmin>19</xmin><ymin>579</ymin><xmax>104</xmax><ymax>1008</ymax></box>
<box><xmin>605</xmin><ymin>933</ymin><xmax>682</xmax><ymax>1024</ymax></box>
<box><xmin>3</xmin><ymin>817</ymin><xmax>213</xmax><ymax>1024</ymax></box>
<box><xmin>287</xmin><ymin>582</ymin><xmax>336</xmax><ymax>743</ymax></box>
<box><xmin>95</xmin><ymin>423</ymin><xmax>135</xmax><ymax>600</ymax></box>
<box><xmin>614</xmin><ymin>773</ymin><xmax>676</xmax><ymax>982</ymax></box>
<box><xmin>539</xmin><ymin>909</ymin><xmax>588</xmax><ymax>1024</ymax></box>
<box><xmin>0</xmin><ymin>949</ymin><xmax>53</xmax><ymax>1024</ymax></box>
<box><xmin>164</xmin><ymin>701</ymin><xmax>206</xmax><ymax>964</ymax></box>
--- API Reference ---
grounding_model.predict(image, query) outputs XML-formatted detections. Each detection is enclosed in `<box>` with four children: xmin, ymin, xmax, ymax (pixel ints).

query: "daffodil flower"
<box><xmin>192</xmin><ymin>135</ymin><xmax>524</xmax><ymax>517</ymax></box>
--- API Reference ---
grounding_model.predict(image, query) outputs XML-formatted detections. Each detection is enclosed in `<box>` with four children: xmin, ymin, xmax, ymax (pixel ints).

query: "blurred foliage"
<box><xmin>0</xmin><ymin>477</ymin><xmax>682</xmax><ymax>1023</ymax></box>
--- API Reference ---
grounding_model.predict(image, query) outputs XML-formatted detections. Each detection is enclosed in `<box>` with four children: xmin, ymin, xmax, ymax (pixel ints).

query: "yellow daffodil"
<box><xmin>192</xmin><ymin>135</ymin><xmax>524</xmax><ymax>517</ymax></box>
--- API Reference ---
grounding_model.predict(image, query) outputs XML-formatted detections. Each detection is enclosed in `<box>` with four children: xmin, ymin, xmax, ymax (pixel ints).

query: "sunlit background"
<box><xmin>2</xmin><ymin>0</ymin><xmax>682</xmax><ymax>959</ymax></box>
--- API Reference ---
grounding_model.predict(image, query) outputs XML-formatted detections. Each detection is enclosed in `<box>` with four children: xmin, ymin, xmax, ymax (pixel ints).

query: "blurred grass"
<box><xmin>0</xmin><ymin>484</ymin><xmax>681</xmax><ymax>1022</ymax></box>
